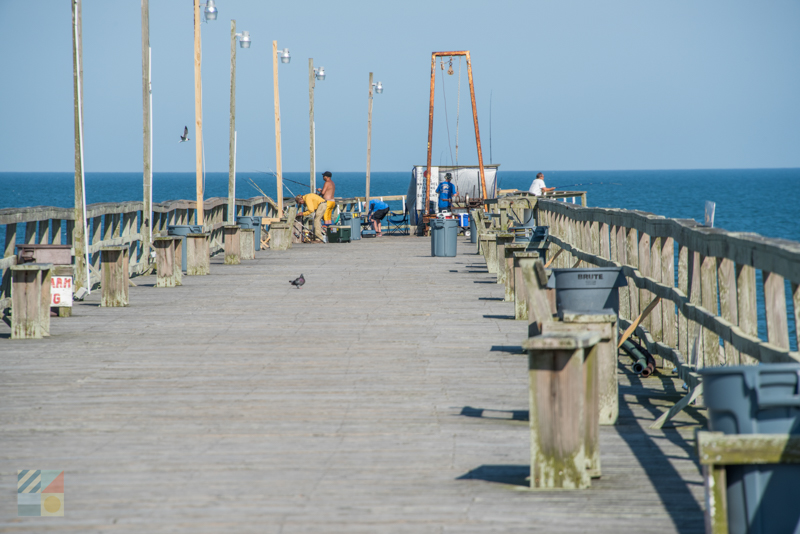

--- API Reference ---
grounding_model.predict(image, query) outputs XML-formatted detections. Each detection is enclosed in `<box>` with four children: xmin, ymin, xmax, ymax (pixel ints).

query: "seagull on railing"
<box><xmin>180</xmin><ymin>126</ymin><xmax>190</xmax><ymax>143</ymax></box>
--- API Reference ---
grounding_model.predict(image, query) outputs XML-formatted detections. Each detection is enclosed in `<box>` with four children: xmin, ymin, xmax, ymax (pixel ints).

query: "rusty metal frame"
<box><xmin>425</xmin><ymin>51</ymin><xmax>487</xmax><ymax>218</ymax></box>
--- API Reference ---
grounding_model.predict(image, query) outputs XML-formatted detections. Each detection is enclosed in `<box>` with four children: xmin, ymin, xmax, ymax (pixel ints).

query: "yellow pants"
<box><xmin>323</xmin><ymin>201</ymin><xmax>335</xmax><ymax>224</ymax></box>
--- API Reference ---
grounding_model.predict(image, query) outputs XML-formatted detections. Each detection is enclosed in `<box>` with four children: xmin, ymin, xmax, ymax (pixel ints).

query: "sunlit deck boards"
<box><xmin>0</xmin><ymin>236</ymin><xmax>704</xmax><ymax>532</ymax></box>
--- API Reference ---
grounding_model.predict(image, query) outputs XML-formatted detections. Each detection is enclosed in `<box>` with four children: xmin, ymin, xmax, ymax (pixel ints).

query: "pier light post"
<box><xmin>193</xmin><ymin>0</ymin><xmax>218</xmax><ymax>227</ymax></box>
<box><xmin>309</xmin><ymin>61</ymin><xmax>326</xmax><ymax>193</ymax></box>
<box><xmin>365</xmin><ymin>73</ymin><xmax>383</xmax><ymax>204</ymax></box>
<box><xmin>272</xmin><ymin>42</ymin><xmax>290</xmax><ymax>215</ymax></box>
<box><xmin>228</xmin><ymin>22</ymin><xmax>251</xmax><ymax>225</ymax></box>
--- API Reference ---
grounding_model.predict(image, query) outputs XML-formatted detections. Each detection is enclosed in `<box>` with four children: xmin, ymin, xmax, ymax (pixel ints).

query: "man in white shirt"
<box><xmin>528</xmin><ymin>172</ymin><xmax>555</xmax><ymax>197</ymax></box>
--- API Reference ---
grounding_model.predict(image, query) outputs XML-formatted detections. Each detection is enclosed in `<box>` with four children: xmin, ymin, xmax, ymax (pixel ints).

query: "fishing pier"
<box><xmin>3</xmin><ymin>188</ymin><xmax>799</xmax><ymax>532</ymax></box>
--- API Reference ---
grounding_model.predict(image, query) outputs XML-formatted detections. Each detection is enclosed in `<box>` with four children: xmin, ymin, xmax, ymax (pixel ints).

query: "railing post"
<box><xmin>523</xmin><ymin>331</ymin><xmax>600</xmax><ymax>490</ymax></box>
<box><xmin>701</xmin><ymin>254</ymin><xmax>722</xmax><ymax>367</ymax></box>
<box><xmin>223</xmin><ymin>225</ymin><xmax>241</xmax><ymax>265</ymax></box>
<box><xmin>625</xmin><ymin>228</ymin><xmax>639</xmax><ymax>318</ymax></box>
<box><xmin>763</xmin><ymin>270</ymin><xmax>790</xmax><ymax>354</ymax></box>
<box><xmin>240</xmin><ymin>228</ymin><xmax>255</xmax><ymax>260</ymax></box>
<box><xmin>154</xmin><ymin>237</ymin><xmax>182</xmax><ymax>288</ymax></box>
<box><xmin>10</xmin><ymin>263</ymin><xmax>52</xmax><ymax>339</ymax></box>
<box><xmin>661</xmin><ymin>237</ymin><xmax>676</xmax><ymax>369</ymax></box>
<box><xmin>186</xmin><ymin>232</ymin><xmax>210</xmax><ymax>275</ymax></box>
<box><xmin>100</xmin><ymin>246</ymin><xmax>129</xmax><ymax>307</ymax></box>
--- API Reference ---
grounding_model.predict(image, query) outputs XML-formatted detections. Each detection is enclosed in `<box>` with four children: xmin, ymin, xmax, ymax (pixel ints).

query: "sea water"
<box><xmin>1</xmin><ymin>168</ymin><xmax>799</xmax><ymax>348</ymax></box>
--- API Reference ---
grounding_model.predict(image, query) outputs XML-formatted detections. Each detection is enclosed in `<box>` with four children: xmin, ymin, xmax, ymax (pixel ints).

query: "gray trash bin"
<box><xmin>340</xmin><ymin>213</ymin><xmax>361</xmax><ymax>240</ymax></box>
<box><xmin>469</xmin><ymin>213</ymin><xmax>478</xmax><ymax>244</ymax></box>
<box><xmin>168</xmin><ymin>224</ymin><xmax>202</xmax><ymax>272</ymax></box>
<box><xmin>236</xmin><ymin>216</ymin><xmax>262</xmax><ymax>251</ymax></box>
<box><xmin>701</xmin><ymin>364</ymin><xmax>800</xmax><ymax>534</ymax></box>
<box><xmin>431</xmin><ymin>218</ymin><xmax>458</xmax><ymax>257</ymax></box>
<box><xmin>545</xmin><ymin>267</ymin><xmax>627</xmax><ymax>316</ymax></box>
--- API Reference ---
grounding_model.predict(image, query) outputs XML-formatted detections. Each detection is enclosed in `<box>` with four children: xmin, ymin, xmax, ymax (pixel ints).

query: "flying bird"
<box><xmin>289</xmin><ymin>274</ymin><xmax>305</xmax><ymax>289</ymax></box>
<box><xmin>180</xmin><ymin>126</ymin><xmax>190</xmax><ymax>143</ymax></box>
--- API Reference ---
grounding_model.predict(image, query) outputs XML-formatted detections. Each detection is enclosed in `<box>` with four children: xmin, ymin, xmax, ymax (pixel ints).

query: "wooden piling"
<box><xmin>10</xmin><ymin>263</ymin><xmax>52</xmax><ymax>339</ymax></box>
<box><xmin>154</xmin><ymin>237</ymin><xmax>182</xmax><ymax>288</ymax></box>
<box><xmin>522</xmin><ymin>332</ymin><xmax>601</xmax><ymax>490</ymax></box>
<box><xmin>240</xmin><ymin>228</ymin><xmax>255</xmax><ymax>260</ymax></box>
<box><xmin>513</xmin><ymin>251</ymin><xmax>540</xmax><ymax>320</ymax></box>
<box><xmin>186</xmin><ymin>233</ymin><xmax>210</xmax><ymax>276</ymax></box>
<box><xmin>494</xmin><ymin>233</ymin><xmax>515</xmax><ymax>283</ymax></box>
<box><xmin>52</xmin><ymin>265</ymin><xmax>73</xmax><ymax>318</ymax></box>
<box><xmin>546</xmin><ymin>312</ymin><xmax>618</xmax><ymax>428</ymax></box>
<box><xmin>269</xmin><ymin>222</ymin><xmax>293</xmax><ymax>251</ymax></box>
<box><xmin>223</xmin><ymin>225</ymin><xmax>241</xmax><ymax>265</ymax></box>
<box><xmin>503</xmin><ymin>243</ymin><xmax>527</xmax><ymax>301</ymax></box>
<box><xmin>101</xmin><ymin>246</ymin><xmax>129</xmax><ymax>307</ymax></box>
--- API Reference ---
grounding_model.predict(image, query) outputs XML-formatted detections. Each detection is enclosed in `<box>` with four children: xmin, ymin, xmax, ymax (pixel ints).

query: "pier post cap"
<box><xmin>522</xmin><ymin>332</ymin><xmax>602</xmax><ymax>351</ymax></box>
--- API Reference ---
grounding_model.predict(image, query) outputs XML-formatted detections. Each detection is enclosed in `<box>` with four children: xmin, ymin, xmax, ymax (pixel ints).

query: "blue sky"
<box><xmin>1</xmin><ymin>0</ymin><xmax>798</xmax><ymax>173</ymax></box>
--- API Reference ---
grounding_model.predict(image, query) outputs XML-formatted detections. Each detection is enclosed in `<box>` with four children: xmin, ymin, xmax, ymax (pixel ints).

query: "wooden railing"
<box><xmin>0</xmin><ymin>196</ymin><xmax>278</xmax><ymax>311</ymax></box>
<box><xmin>535</xmin><ymin>199</ymin><xmax>800</xmax><ymax>426</ymax></box>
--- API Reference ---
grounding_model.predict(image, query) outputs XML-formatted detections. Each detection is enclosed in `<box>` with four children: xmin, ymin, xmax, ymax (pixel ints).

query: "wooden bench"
<box><xmin>10</xmin><ymin>263</ymin><xmax>52</xmax><ymax>339</ymax></box>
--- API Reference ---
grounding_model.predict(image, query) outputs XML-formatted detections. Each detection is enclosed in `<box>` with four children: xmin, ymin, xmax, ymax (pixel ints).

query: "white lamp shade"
<box><xmin>375</xmin><ymin>82</ymin><xmax>383</xmax><ymax>94</ymax></box>
<box><xmin>280</xmin><ymin>48</ymin><xmax>291</xmax><ymax>64</ymax></box>
<box><xmin>239</xmin><ymin>31</ymin><xmax>251</xmax><ymax>48</ymax></box>
<box><xmin>316</xmin><ymin>67</ymin><xmax>326</xmax><ymax>80</ymax></box>
<box><xmin>204</xmin><ymin>0</ymin><xmax>218</xmax><ymax>20</ymax></box>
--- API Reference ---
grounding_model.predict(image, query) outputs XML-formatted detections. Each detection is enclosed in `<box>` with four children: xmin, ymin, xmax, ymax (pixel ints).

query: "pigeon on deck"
<box><xmin>290</xmin><ymin>274</ymin><xmax>305</xmax><ymax>289</ymax></box>
<box><xmin>180</xmin><ymin>126</ymin><xmax>190</xmax><ymax>143</ymax></box>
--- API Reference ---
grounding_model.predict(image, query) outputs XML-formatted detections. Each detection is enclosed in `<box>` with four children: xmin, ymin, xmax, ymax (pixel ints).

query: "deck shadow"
<box><xmin>478</xmin><ymin>297</ymin><xmax>504</xmax><ymax>301</ymax></box>
<box><xmin>473</xmin><ymin>280</ymin><xmax>495</xmax><ymax>284</ymax></box>
<box><xmin>490</xmin><ymin>345</ymin><xmax>525</xmax><ymax>354</ymax></box>
<box><xmin>457</xmin><ymin>464</ymin><xmax>530</xmax><ymax>487</ymax></box>
<box><xmin>459</xmin><ymin>406</ymin><xmax>528</xmax><ymax>421</ymax></box>
<box><xmin>483</xmin><ymin>314</ymin><xmax>515</xmax><ymax>320</ymax></box>
<box><xmin>616</xmin><ymin>369</ymin><xmax>705</xmax><ymax>533</ymax></box>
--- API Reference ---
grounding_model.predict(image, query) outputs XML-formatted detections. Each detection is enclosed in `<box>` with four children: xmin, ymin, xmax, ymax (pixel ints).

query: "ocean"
<box><xmin>2</xmin><ymin>168</ymin><xmax>799</xmax><ymax>349</ymax></box>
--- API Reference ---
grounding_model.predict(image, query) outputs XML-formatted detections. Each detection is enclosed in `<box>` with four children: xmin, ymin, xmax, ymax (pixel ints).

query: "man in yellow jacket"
<box><xmin>295</xmin><ymin>193</ymin><xmax>327</xmax><ymax>242</ymax></box>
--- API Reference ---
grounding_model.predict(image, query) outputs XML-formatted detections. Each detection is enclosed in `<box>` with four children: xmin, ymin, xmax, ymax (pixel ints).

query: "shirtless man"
<box><xmin>316</xmin><ymin>171</ymin><xmax>336</xmax><ymax>224</ymax></box>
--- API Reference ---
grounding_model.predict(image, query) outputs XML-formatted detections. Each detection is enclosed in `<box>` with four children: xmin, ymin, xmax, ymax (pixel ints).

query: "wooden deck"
<box><xmin>0</xmin><ymin>235</ymin><xmax>705</xmax><ymax>533</ymax></box>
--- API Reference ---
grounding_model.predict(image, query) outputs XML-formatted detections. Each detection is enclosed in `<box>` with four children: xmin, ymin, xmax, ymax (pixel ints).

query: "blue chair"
<box><xmin>385</xmin><ymin>211</ymin><xmax>409</xmax><ymax>235</ymax></box>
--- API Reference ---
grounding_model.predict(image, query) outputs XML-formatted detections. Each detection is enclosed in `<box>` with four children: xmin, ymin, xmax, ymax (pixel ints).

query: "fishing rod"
<box><xmin>553</xmin><ymin>182</ymin><xmax>622</xmax><ymax>189</ymax></box>
<box><xmin>247</xmin><ymin>169</ymin><xmax>309</xmax><ymax>189</ymax></box>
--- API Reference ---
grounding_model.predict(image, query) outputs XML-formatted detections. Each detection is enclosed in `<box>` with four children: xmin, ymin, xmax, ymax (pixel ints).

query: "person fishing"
<box><xmin>367</xmin><ymin>198</ymin><xmax>390</xmax><ymax>237</ymax></box>
<box><xmin>315</xmin><ymin>171</ymin><xmax>336</xmax><ymax>225</ymax></box>
<box><xmin>528</xmin><ymin>172</ymin><xmax>555</xmax><ymax>197</ymax></box>
<box><xmin>295</xmin><ymin>193</ymin><xmax>327</xmax><ymax>243</ymax></box>
<box><xmin>435</xmin><ymin>173</ymin><xmax>457</xmax><ymax>212</ymax></box>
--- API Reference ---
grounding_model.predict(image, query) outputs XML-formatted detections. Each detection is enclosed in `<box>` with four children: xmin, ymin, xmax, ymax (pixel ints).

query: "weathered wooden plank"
<box><xmin>794</xmin><ymin>282</ymin><xmax>800</xmax><ymax>353</ymax></box>
<box><xmin>717</xmin><ymin>258</ymin><xmax>739</xmax><ymax>365</ymax></box>
<box><xmin>700</xmin><ymin>255</ymin><xmax>722</xmax><ymax>368</ymax></box>
<box><xmin>661</xmin><ymin>237</ymin><xmax>676</xmax><ymax>368</ymax></box>
<box><xmin>677</xmin><ymin>245</ymin><xmax>689</xmax><ymax>359</ymax></box>
<box><xmin>698</xmin><ymin>431</ymin><xmax>800</xmax><ymax>465</ymax></box>
<box><xmin>626</xmin><ymin>227</ymin><xmax>640</xmax><ymax>319</ymax></box>
<box><xmin>737</xmin><ymin>264</ymin><xmax>759</xmax><ymax>365</ymax></box>
<box><xmin>687</xmin><ymin>250</ymin><xmax>703</xmax><ymax>367</ymax></box>
<box><xmin>154</xmin><ymin>237</ymin><xmax>181</xmax><ymax>288</ymax></box>
<box><xmin>25</xmin><ymin>221</ymin><xmax>36</xmax><ymax>244</ymax></box>
<box><xmin>638</xmin><ymin>232</ymin><xmax>652</xmax><ymax>333</ymax></box>
<box><xmin>616</xmin><ymin>225</ymin><xmax>629</xmax><ymax>320</ymax></box>
<box><xmin>4</xmin><ymin>222</ymin><xmax>16</xmax><ymax>258</ymax></box>
<box><xmin>240</xmin><ymin>228</ymin><xmax>255</xmax><ymax>261</ymax></box>
<box><xmin>10</xmin><ymin>263</ymin><xmax>51</xmax><ymax>339</ymax></box>
<box><xmin>37</xmin><ymin>219</ymin><xmax>50</xmax><ymax>244</ymax></box>
<box><xmin>763</xmin><ymin>270</ymin><xmax>790</xmax><ymax>351</ymax></box>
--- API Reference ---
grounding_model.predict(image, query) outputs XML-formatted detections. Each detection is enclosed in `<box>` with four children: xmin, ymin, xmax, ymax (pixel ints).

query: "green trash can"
<box><xmin>326</xmin><ymin>225</ymin><xmax>351</xmax><ymax>243</ymax></box>
<box><xmin>701</xmin><ymin>364</ymin><xmax>800</xmax><ymax>534</ymax></box>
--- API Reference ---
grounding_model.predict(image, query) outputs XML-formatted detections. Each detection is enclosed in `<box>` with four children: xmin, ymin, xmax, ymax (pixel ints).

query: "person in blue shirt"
<box><xmin>367</xmin><ymin>198</ymin><xmax>390</xmax><ymax>236</ymax></box>
<box><xmin>435</xmin><ymin>173</ymin><xmax>457</xmax><ymax>212</ymax></box>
